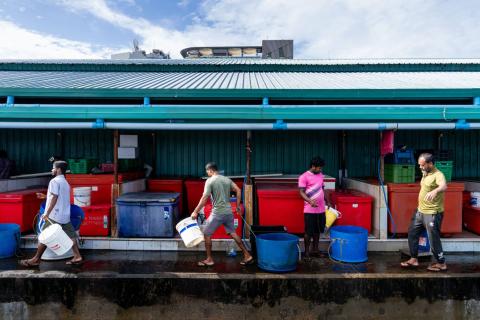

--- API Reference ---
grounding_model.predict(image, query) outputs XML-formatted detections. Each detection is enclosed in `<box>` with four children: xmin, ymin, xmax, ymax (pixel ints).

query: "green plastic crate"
<box><xmin>384</xmin><ymin>164</ymin><xmax>415</xmax><ymax>183</ymax></box>
<box><xmin>68</xmin><ymin>158</ymin><xmax>98</xmax><ymax>174</ymax></box>
<box><xmin>436</xmin><ymin>161</ymin><xmax>453</xmax><ymax>182</ymax></box>
<box><xmin>119</xmin><ymin>159</ymin><xmax>142</xmax><ymax>172</ymax></box>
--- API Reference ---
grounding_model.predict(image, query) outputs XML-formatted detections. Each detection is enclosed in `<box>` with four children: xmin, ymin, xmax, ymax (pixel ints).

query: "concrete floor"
<box><xmin>2</xmin><ymin>249</ymin><xmax>480</xmax><ymax>275</ymax></box>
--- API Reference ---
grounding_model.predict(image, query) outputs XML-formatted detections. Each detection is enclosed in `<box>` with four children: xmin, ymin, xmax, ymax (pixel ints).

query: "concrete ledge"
<box><xmin>21</xmin><ymin>235</ymin><xmax>480</xmax><ymax>252</ymax></box>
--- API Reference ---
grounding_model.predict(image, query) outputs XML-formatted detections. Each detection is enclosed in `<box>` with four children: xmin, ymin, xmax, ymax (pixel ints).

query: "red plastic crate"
<box><xmin>147</xmin><ymin>179</ymin><xmax>184</xmax><ymax>216</ymax></box>
<box><xmin>203</xmin><ymin>198</ymin><xmax>243</xmax><ymax>239</ymax></box>
<box><xmin>387</xmin><ymin>182</ymin><xmax>464</xmax><ymax>234</ymax></box>
<box><xmin>257</xmin><ymin>184</ymin><xmax>304</xmax><ymax>234</ymax></box>
<box><xmin>67</xmin><ymin>172</ymin><xmax>144</xmax><ymax>205</ymax></box>
<box><xmin>185</xmin><ymin>178</ymin><xmax>244</xmax><ymax>215</ymax></box>
<box><xmin>79</xmin><ymin>205</ymin><xmax>111</xmax><ymax>236</ymax></box>
<box><xmin>325</xmin><ymin>189</ymin><xmax>373</xmax><ymax>233</ymax></box>
<box><xmin>0</xmin><ymin>188</ymin><xmax>46</xmax><ymax>232</ymax></box>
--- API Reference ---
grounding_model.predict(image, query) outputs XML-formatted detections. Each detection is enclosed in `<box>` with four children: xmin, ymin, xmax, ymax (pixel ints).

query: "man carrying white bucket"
<box><xmin>20</xmin><ymin>161</ymin><xmax>83</xmax><ymax>267</ymax></box>
<box><xmin>191</xmin><ymin>162</ymin><xmax>253</xmax><ymax>267</ymax></box>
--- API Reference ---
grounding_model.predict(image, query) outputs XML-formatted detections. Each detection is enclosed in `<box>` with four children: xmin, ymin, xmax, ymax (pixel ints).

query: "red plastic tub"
<box><xmin>147</xmin><ymin>179</ymin><xmax>184</xmax><ymax>216</ymax></box>
<box><xmin>325</xmin><ymin>189</ymin><xmax>373</xmax><ymax>233</ymax></box>
<box><xmin>256</xmin><ymin>184</ymin><xmax>304</xmax><ymax>234</ymax></box>
<box><xmin>67</xmin><ymin>172</ymin><xmax>144</xmax><ymax>205</ymax></box>
<box><xmin>79</xmin><ymin>205</ymin><xmax>111</xmax><ymax>236</ymax></box>
<box><xmin>463</xmin><ymin>205</ymin><xmax>480</xmax><ymax>235</ymax></box>
<box><xmin>387</xmin><ymin>182</ymin><xmax>464</xmax><ymax>235</ymax></box>
<box><xmin>203</xmin><ymin>198</ymin><xmax>243</xmax><ymax>239</ymax></box>
<box><xmin>0</xmin><ymin>188</ymin><xmax>46</xmax><ymax>232</ymax></box>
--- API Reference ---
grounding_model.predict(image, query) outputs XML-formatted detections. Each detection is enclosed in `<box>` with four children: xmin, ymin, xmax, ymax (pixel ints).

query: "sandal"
<box><xmin>66</xmin><ymin>259</ymin><xmax>84</xmax><ymax>265</ymax></box>
<box><xmin>197</xmin><ymin>260</ymin><xmax>215</xmax><ymax>267</ymax></box>
<box><xmin>400</xmin><ymin>260</ymin><xmax>419</xmax><ymax>268</ymax></box>
<box><xmin>240</xmin><ymin>257</ymin><xmax>254</xmax><ymax>265</ymax></box>
<box><xmin>19</xmin><ymin>259</ymin><xmax>40</xmax><ymax>268</ymax></box>
<box><xmin>427</xmin><ymin>263</ymin><xmax>447</xmax><ymax>272</ymax></box>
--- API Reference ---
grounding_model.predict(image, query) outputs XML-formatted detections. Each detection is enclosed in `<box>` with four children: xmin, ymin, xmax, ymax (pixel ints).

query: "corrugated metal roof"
<box><xmin>3</xmin><ymin>58</ymin><xmax>480</xmax><ymax>65</ymax></box>
<box><xmin>3</xmin><ymin>58</ymin><xmax>480</xmax><ymax>73</ymax></box>
<box><xmin>1</xmin><ymin>71</ymin><xmax>480</xmax><ymax>91</ymax></box>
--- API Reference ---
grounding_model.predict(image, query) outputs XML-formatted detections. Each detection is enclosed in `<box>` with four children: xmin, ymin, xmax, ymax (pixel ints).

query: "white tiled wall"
<box><xmin>0</xmin><ymin>177</ymin><xmax>50</xmax><ymax>192</ymax></box>
<box><xmin>343</xmin><ymin>178</ymin><xmax>388</xmax><ymax>239</ymax></box>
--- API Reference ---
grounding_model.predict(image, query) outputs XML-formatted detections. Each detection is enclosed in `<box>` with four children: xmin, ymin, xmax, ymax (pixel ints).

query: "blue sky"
<box><xmin>0</xmin><ymin>0</ymin><xmax>478</xmax><ymax>59</ymax></box>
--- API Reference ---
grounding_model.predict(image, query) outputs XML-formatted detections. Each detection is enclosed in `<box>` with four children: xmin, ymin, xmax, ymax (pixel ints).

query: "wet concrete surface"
<box><xmin>2</xmin><ymin>250</ymin><xmax>480</xmax><ymax>276</ymax></box>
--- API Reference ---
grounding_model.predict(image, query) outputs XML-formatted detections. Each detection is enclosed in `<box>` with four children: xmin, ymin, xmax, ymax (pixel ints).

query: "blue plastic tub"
<box><xmin>0</xmin><ymin>223</ymin><xmax>20</xmax><ymax>259</ymax></box>
<box><xmin>37</xmin><ymin>202</ymin><xmax>84</xmax><ymax>233</ymax></box>
<box><xmin>330</xmin><ymin>225</ymin><xmax>368</xmax><ymax>263</ymax></box>
<box><xmin>117</xmin><ymin>192</ymin><xmax>179</xmax><ymax>238</ymax></box>
<box><xmin>256</xmin><ymin>233</ymin><xmax>299</xmax><ymax>272</ymax></box>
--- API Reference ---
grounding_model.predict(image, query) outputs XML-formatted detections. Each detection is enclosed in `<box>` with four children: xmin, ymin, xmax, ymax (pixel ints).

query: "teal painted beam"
<box><xmin>1</xmin><ymin>105</ymin><xmax>480</xmax><ymax>121</ymax></box>
<box><xmin>1</xmin><ymin>88</ymin><xmax>480</xmax><ymax>100</ymax></box>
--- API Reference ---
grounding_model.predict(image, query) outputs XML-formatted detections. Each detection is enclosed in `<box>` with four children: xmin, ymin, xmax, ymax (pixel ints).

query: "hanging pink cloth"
<box><xmin>381</xmin><ymin>130</ymin><xmax>394</xmax><ymax>156</ymax></box>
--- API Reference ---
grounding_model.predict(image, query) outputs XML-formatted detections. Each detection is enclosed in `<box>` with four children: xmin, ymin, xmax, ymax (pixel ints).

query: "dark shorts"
<box><xmin>202</xmin><ymin>213</ymin><xmax>235</xmax><ymax>236</ymax></box>
<box><xmin>304</xmin><ymin>213</ymin><xmax>326</xmax><ymax>236</ymax></box>
<box><xmin>42</xmin><ymin>219</ymin><xmax>78</xmax><ymax>239</ymax></box>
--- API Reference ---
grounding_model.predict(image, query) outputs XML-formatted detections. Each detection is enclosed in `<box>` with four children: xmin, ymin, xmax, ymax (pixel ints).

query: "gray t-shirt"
<box><xmin>203</xmin><ymin>175</ymin><xmax>234</xmax><ymax>215</ymax></box>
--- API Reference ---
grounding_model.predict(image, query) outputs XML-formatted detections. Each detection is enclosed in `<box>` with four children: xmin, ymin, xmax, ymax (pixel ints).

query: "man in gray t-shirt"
<box><xmin>191</xmin><ymin>162</ymin><xmax>253</xmax><ymax>267</ymax></box>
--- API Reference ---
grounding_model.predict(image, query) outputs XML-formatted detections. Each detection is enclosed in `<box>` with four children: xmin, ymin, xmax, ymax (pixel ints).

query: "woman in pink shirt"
<box><xmin>298</xmin><ymin>157</ymin><xmax>326</xmax><ymax>259</ymax></box>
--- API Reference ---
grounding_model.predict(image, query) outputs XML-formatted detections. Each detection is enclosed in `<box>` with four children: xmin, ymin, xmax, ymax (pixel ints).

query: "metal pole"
<box><xmin>246</xmin><ymin>130</ymin><xmax>252</xmax><ymax>184</ymax></box>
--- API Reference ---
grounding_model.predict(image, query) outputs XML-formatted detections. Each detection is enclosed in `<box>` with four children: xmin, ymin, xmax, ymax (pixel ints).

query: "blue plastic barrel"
<box><xmin>37</xmin><ymin>202</ymin><xmax>84</xmax><ymax>233</ymax></box>
<box><xmin>0</xmin><ymin>223</ymin><xmax>20</xmax><ymax>259</ymax></box>
<box><xmin>256</xmin><ymin>233</ymin><xmax>299</xmax><ymax>272</ymax></box>
<box><xmin>330</xmin><ymin>226</ymin><xmax>368</xmax><ymax>263</ymax></box>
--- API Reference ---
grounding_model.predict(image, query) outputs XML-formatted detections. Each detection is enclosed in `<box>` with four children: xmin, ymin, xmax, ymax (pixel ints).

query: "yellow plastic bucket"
<box><xmin>325</xmin><ymin>207</ymin><xmax>341</xmax><ymax>229</ymax></box>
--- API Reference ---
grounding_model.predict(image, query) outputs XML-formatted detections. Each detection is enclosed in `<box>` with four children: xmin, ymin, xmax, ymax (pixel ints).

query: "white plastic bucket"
<box><xmin>73</xmin><ymin>187</ymin><xmax>91</xmax><ymax>207</ymax></box>
<box><xmin>38</xmin><ymin>223</ymin><xmax>73</xmax><ymax>256</ymax></box>
<box><xmin>176</xmin><ymin>217</ymin><xmax>204</xmax><ymax>247</ymax></box>
<box><xmin>472</xmin><ymin>192</ymin><xmax>480</xmax><ymax>208</ymax></box>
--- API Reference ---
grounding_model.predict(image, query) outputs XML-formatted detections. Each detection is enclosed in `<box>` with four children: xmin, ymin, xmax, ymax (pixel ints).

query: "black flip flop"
<box><xmin>19</xmin><ymin>260</ymin><xmax>40</xmax><ymax>268</ymax></box>
<box><xmin>240</xmin><ymin>257</ymin><xmax>254</xmax><ymax>265</ymax></box>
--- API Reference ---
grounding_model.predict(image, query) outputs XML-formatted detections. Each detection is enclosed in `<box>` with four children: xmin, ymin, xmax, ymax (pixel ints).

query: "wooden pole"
<box><xmin>244</xmin><ymin>130</ymin><xmax>253</xmax><ymax>238</ymax></box>
<box><xmin>111</xmin><ymin>129</ymin><xmax>120</xmax><ymax>237</ymax></box>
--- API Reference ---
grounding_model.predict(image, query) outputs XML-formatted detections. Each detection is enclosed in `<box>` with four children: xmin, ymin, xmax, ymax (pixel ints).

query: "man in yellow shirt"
<box><xmin>401</xmin><ymin>153</ymin><xmax>448</xmax><ymax>272</ymax></box>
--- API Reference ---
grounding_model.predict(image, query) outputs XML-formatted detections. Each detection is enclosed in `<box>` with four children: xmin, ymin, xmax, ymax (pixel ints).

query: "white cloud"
<box><xmin>0</xmin><ymin>20</ymin><xmax>120</xmax><ymax>59</ymax></box>
<box><xmin>2</xmin><ymin>0</ymin><xmax>480</xmax><ymax>59</ymax></box>
<box><xmin>54</xmin><ymin>0</ymin><xmax>480</xmax><ymax>59</ymax></box>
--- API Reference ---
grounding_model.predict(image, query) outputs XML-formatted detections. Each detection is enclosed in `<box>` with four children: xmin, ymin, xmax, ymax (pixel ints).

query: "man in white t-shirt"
<box><xmin>20</xmin><ymin>161</ymin><xmax>83</xmax><ymax>267</ymax></box>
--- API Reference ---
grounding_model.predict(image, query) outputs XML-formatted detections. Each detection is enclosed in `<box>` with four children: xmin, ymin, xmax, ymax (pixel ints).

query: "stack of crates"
<box><xmin>68</xmin><ymin>158</ymin><xmax>98</xmax><ymax>174</ymax></box>
<box><xmin>384</xmin><ymin>148</ymin><xmax>415</xmax><ymax>183</ymax></box>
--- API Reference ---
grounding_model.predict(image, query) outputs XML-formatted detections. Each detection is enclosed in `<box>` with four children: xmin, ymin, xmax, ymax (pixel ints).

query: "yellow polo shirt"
<box><xmin>418</xmin><ymin>167</ymin><xmax>446</xmax><ymax>214</ymax></box>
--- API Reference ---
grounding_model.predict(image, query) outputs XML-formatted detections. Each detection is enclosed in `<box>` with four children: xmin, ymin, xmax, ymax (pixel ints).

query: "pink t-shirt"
<box><xmin>298</xmin><ymin>171</ymin><xmax>325</xmax><ymax>214</ymax></box>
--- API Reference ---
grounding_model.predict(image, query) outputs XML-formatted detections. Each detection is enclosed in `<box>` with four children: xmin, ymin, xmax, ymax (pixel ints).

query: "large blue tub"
<box><xmin>330</xmin><ymin>225</ymin><xmax>368</xmax><ymax>263</ymax></box>
<box><xmin>256</xmin><ymin>233</ymin><xmax>299</xmax><ymax>272</ymax></box>
<box><xmin>0</xmin><ymin>223</ymin><xmax>20</xmax><ymax>259</ymax></box>
<box><xmin>36</xmin><ymin>202</ymin><xmax>84</xmax><ymax>233</ymax></box>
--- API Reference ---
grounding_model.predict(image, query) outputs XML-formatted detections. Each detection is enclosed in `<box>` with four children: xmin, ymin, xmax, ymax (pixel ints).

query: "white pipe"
<box><xmin>287</xmin><ymin>123</ymin><xmax>398</xmax><ymax>130</ymax></box>
<box><xmin>105</xmin><ymin>123</ymin><xmax>273</xmax><ymax>130</ymax></box>
<box><xmin>0</xmin><ymin>122</ymin><xmax>93</xmax><ymax>129</ymax></box>
<box><xmin>396</xmin><ymin>123</ymin><xmax>456</xmax><ymax>130</ymax></box>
